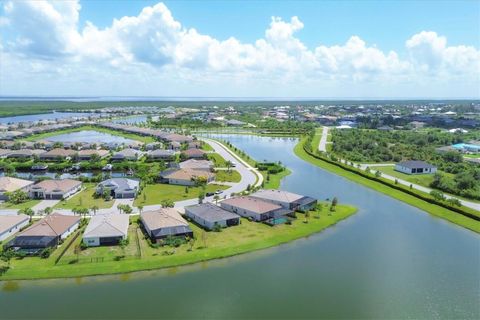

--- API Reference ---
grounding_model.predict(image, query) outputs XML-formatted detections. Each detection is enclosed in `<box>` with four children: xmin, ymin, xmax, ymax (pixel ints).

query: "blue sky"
<box><xmin>1</xmin><ymin>1</ymin><xmax>479</xmax><ymax>98</ymax></box>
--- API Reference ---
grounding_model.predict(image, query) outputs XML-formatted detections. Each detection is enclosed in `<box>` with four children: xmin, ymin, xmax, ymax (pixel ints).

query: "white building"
<box><xmin>0</xmin><ymin>214</ymin><xmax>30</xmax><ymax>242</ymax></box>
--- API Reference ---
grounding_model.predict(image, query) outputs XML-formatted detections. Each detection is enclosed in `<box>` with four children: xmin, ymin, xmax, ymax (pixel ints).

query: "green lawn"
<box><xmin>0</xmin><ymin>199</ymin><xmax>41</xmax><ymax>210</ymax></box>
<box><xmin>295</xmin><ymin>137</ymin><xmax>480</xmax><ymax>233</ymax></box>
<box><xmin>201</xmin><ymin>142</ymin><xmax>214</xmax><ymax>151</ymax></box>
<box><xmin>262</xmin><ymin>168</ymin><xmax>292</xmax><ymax>189</ymax></box>
<box><xmin>215</xmin><ymin>169</ymin><xmax>241</xmax><ymax>183</ymax></box>
<box><xmin>54</xmin><ymin>183</ymin><xmax>115</xmax><ymax>210</ymax></box>
<box><xmin>133</xmin><ymin>183</ymin><xmax>228</xmax><ymax>206</ymax></box>
<box><xmin>374</xmin><ymin>165</ymin><xmax>442</xmax><ymax>186</ymax></box>
<box><xmin>22</xmin><ymin>125</ymin><xmax>155</xmax><ymax>144</ymax></box>
<box><xmin>207</xmin><ymin>153</ymin><xmax>228</xmax><ymax>167</ymax></box>
<box><xmin>0</xmin><ymin>204</ymin><xmax>356</xmax><ymax>280</ymax></box>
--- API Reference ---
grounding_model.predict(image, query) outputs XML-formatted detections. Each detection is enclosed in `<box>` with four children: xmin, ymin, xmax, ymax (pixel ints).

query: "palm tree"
<box><xmin>19</xmin><ymin>208</ymin><xmax>35</xmax><ymax>221</ymax></box>
<box><xmin>213</xmin><ymin>195</ymin><xmax>220</xmax><ymax>204</ymax></box>
<box><xmin>43</xmin><ymin>206</ymin><xmax>53</xmax><ymax>216</ymax></box>
<box><xmin>91</xmin><ymin>205</ymin><xmax>99</xmax><ymax>216</ymax></box>
<box><xmin>117</xmin><ymin>204</ymin><xmax>124</xmax><ymax>214</ymax></box>
<box><xmin>137</xmin><ymin>205</ymin><xmax>144</xmax><ymax>214</ymax></box>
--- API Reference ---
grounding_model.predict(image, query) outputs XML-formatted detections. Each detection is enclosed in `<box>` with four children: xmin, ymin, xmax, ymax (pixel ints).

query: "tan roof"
<box><xmin>77</xmin><ymin>149</ymin><xmax>109</xmax><ymax>157</ymax></box>
<box><xmin>0</xmin><ymin>177</ymin><xmax>33</xmax><ymax>192</ymax></box>
<box><xmin>250</xmin><ymin>189</ymin><xmax>303</xmax><ymax>203</ymax></box>
<box><xmin>163</xmin><ymin>169</ymin><xmax>215</xmax><ymax>181</ymax></box>
<box><xmin>221</xmin><ymin>196</ymin><xmax>282</xmax><ymax>214</ymax></box>
<box><xmin>31</xmin><ymin>179</ymin><xmax>81</xmax><ymax>193</ymax></box>
<box><xmin>40</xmin><ymin>148</ymin><xmax>77</xmax><ymax>157</ymax></box>
<box><xmin>141</xmin><ymin>208</ymin><xmax>188</xmax><ymax>230</ymax></box>
<box><xmin>20</xmin><ymin>213</ymin><xmax>80</xmax><ymax>237</ymax></box>
<box><xmin>0</xmin><ymin>214</ymin><xmax>30</xmax><ymax>235</ymax></box>
<box><xmin>83</xmin><ymin>214</ymin><xmax>129</xmax><ymax>238</ymax></box>
<box><xmin>179</xmin><ymin>159</ymin><xmax>213</xmax><ymax>170</ymax></box>
<box><xmin>183</xmin><ymin>148</ymin><xmax>206</xmax><ymax>156</ymax></box>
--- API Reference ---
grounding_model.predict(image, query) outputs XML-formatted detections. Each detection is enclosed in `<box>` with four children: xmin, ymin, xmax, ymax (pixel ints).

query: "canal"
<box><xmin>0</xmin><ymin>135</ymin><xmax>479</xmax><ymax>319</ymax></box>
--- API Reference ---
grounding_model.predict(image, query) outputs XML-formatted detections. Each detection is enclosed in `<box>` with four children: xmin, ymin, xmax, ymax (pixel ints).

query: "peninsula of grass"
<box><xmin>215</xmin><ymin>169</ymin><xmax>241</xmax><ymax>183</ymax></box>
<box><xmin>54</xmin><ymin>183</ymin><xmax>115</xmax><ymax>210</ymax></box>
<box><xmin>22</xmin><ymin>125</ymin><xmax>155</xmax><ymax>144</ymax></box>
<box><xmin>262</xmin><ymin>168</ymin><xmax>291</xmax><ymax>189</ymax></box>
<box><xmin>133</xmin><ymin>183</ymin><xmax>228</xmax><ymax>206</ymax></box>
<box><xmin>0</xmin><ymin>199</ymin><xmax>41</xmax><ymax>210</ymax></box>
<box><xmin>0</xmin><ymin>204</ymin><xmax>356</xmax><ymax>280</ymax></box>
<box><xmin>294</xmin><ymin>138</ymin><xmax>480</xmax><ymax>233</ymax></box>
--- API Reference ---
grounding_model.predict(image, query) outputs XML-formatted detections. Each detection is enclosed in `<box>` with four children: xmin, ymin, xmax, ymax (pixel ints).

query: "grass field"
<box><xmin>215</xmin><ymin>169</ymin><xmax>241</xmax><ymax>183</ymax></box>
<box><xmin>262</xmin><ymin>168</ymin><xmax>291</xmax><ymax>189</ymax></box>
<box><xmin>295</xmin><ymin>137</ymin><xmax>480</xmax><ymax>233</ymax></box>
<box><xmin>0</xmin><ymin>204</ymin><xmax>356</xmax><ymax>280</ymax></box>
<box><xmin>374</xmin><ymin>165</ymin><xmax>441</xmax><ymax>186</ymax></box>
<box><xmin>54</xmin><ymin>183</ymin><xmax>115</xmax><ymax>210</ymax></box>
<box><xmin>0</xmin><ymin>199</ymin><xmax>41</xmax><ymax>210</ymax></box>
<box><xmin>22</xmin><ymin>125</ymin><xmax>155</xmax><ymax>144</ymax></box>
<box><xmin>133</xmin><ymin>183</ymin><xmax>228</xmax><ymax>206</ymax></box>
<box><xmin>207</xmin><ymin>153</ymin><xmax>228</xmax><ymax>167</ymax></box>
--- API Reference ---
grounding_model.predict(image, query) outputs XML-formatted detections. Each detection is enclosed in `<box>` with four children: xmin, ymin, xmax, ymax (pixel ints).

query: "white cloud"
<box><xmin>0</xmin><ymin>1</ymin><xmax>479</xmax><ymax>97</ymax></box>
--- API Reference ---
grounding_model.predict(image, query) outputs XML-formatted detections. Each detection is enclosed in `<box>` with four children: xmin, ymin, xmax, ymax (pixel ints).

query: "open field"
<box><xmin>0</xmin><ymin>204</ymin><xmax>356</xmax><ymax>280</ymax></box>
<box><xmin>207</xmin><ymin>152</ymin><xmax>228</xmax><ymax>167</ymax></box>
<box><xmin>133</xmin><ymin>183</ymin><xmax>228</xmax><ymax>206</ymax></box>
<box><xmin>295</xmin><ymin>137</ymin><xmax>480</xmax><ymax>233</ymax></box>
<box><xmin>0</xmin><ymin>199</ymin><xmax>41</xmax><ymax>210</ymax></box>
<box><xmin>54</xmin><ymin>183</ymin><xmax>115</xmax><ymax>210</ymax></box>
<box><xmin>215</xmin><ymin>169</ymin><xmax>241</xmax><ymax>183</ymax></box>
<box><xmin>262</xmin><ymin>168</ymin><xmax>291</xmax><ymax>189</ymax></box>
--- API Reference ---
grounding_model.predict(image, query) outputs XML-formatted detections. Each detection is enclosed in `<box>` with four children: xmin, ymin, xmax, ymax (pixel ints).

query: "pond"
<box><xmin>46</xmin><ymin>130</ymin><xmax>137</xmax><ymax>144</ymax></box>
<box><xmin>0</xmin><ymin>112</ymin><xmax>97</xmax><ymax>124</ymax></box>
<box><xmin>110</xmin><ymin>115</ymin><xmax>148</xmax><ymax>124</ymax></box>
<box><xmin>0</xmin><ymin>135</ymin><xmax>479</xmax><ymax>319</ymax></box>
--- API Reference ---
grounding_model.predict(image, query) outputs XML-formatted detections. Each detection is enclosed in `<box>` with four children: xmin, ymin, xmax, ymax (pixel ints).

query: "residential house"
<box><xmin>111</xmin><ymin>148</ymin><xmax>142</xmax><ymax>161</ymax></box>
<box><xmin>0</xmin><ymin>177</ymin><xmax>34</xmax><ymax>200</ymax></box>
<box><xmin>96</xmin><ymin>178</ymin><xmax>140</xmax><ymax>198</ymax></box>
<box><xmin>6</xmin><ymin>149</ymin><xmax>45</xmax><ymax>159</ymax></box>
<box><xmin>29</xmin><ymin>179</ymin><xmax>82</xmax><ymax>200</ymax></box>
<box><xmin>0</xmin><ymin>149</ymin><xmax>12</xmax><ymax>158</ymax></box>
<box><xmin>182</xmin><ymin>148</ymin><xmax>206</xmax><ymax>159</ymax></box>
<box><xmin>160</xmin><ymin>168</ymin><xmax>215</xmax><ymax>186</ymax></box>
<box><xmin>250</xmin><ymin>189</ymin><xmax>318</xmax><ymax>211</ymax></box>
<box><xmin>76</xmin><ymin>149</ymin><xmax>109</xmax><ymax>161</ymax></box>
<box><xmin>5</xmin><ymin>213</ymin><xmax>80</xmax><ymax>252</ymax></box>
<box><xmin>220</xmin><ymin>196</ymin><xmax>291</xmax><ymax>222</ymax></box>
<box><xmin>184</xmin><ymin>203</ymin><xmax>240</xmax><ymax>230</ymax></box>
<box><xmin>395</xmin><ymin>160</ymin><xmax>437</xmax><ymax>175</ymax></box>
<box><xmin>82</xmin><ymin>214</ymin><xmax>129</xmax><ymax>247</ymax></box>
<box><xmin>0</xmin><ymin>214</ymin><xmax>30</xmax><ymax>242</ymax></box>
<box><xmin>147</xmin><ymin>149</ymin><xmax>176</xmax><ymax>161</ymax></box>
<box><xmin>39</xmin><ymin>148</ymin><xmax>77</xmax><ymax>161</ymax></box>
<box><xmin>140</xmin><ymin>208</ymin><xmax>193</xmax><ymax>242</ymax></box>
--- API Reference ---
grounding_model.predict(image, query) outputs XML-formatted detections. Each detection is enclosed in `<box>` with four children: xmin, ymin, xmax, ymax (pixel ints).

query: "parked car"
<box><xmin>206</xmin><ymin>192</ymin><xmax>214</xmax><ymax>197</ymax></box>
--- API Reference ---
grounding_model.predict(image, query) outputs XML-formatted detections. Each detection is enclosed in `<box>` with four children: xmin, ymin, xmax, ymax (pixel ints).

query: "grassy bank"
<box><xmin>22</xmin><ymin>125</ymin><xmax>155</xmax><ymax>144</ymax></box>
<box><xmin>262</xmin><ymin>168</ymin><xmax>291</xmax><ymax>189</ymax></box>
<box><xmin>0</xmin><ymin>204</ymin><xmax>356</xmax><ymax>280</ymax></box>
<box><xmin>294</xmin><ymin>138</ymin><xmax>480</xmax><ymax>233</ymax></box>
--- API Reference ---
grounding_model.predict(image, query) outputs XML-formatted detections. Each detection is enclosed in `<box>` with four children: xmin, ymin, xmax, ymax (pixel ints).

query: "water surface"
<box><xmin>46</xmin><ymin>130</ymin><xmax>136</xmax><ymax>144</ymax></box>
<box><xmin>0</xmin><ymin>112</ymin><xmax>96</xmax><ymax>124</ymax></box>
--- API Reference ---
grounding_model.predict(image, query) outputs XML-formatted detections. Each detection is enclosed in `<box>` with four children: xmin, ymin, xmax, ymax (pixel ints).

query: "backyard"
<box><xmin>54</xmin><ymin>183</ymin><xmax>115</xmax><ymax>210</ymax></box>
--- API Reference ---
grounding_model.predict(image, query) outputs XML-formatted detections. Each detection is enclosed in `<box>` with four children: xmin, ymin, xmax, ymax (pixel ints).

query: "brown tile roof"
<box><xmin>0</xmin><ymin>177</ymin><xmax>33</xmax><ymax>192</ymax></box>
<box><xmin>162</xmin><ymin>169</ymin><xmax>214</xmax><ymax>181</ymax></box>
<box><xmin>32</xmin><ymin>179</ymin><xmax>81</xmax><ymax>193</ymax></box>
<box><xmin>182</xmin><ymin>148</ymin><xmax>206</xmax><ymax>157</ymax></box>
<box><xmin>141</xmin><ymin>208</ymin><xmax>188</xmax><ymax>230</ymax></box>
<box><xmin>20</xmin><ymin>213</ymin><xmax>80</xmax><ymax>237</ymax></box>
<box><xmin>0</xmin><ymin>214</ymin><xmax>30</xmax><ymax>235</ymax></box>
<box><xmin>40</xmin><ymin>148</ymin><xmax>77</xmax><ymax>157</ymax></box>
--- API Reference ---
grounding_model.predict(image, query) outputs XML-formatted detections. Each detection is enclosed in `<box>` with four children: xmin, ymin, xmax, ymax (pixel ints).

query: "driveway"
<box><xmin>318</xmin><ymin>126</ymin><xmax>329</xmax><ymax>152</ymax></box>
<box><xmin>32</xmin><ymin>200</ymin><xmax>60</xmax><ymax>213</ymax></box>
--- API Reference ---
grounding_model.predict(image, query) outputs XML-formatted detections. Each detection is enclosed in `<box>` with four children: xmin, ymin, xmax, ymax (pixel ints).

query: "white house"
<box><xmin>395</xmin><ymin>160</ymin><xmax>437</xmax><ymax>175</ymax></box>
<box><xmin>0</xmin><ymin>214</ymin><xmax>30</xmax><ymax>242</ymax></box>
<box><xmin>184</xmin><ymin>203</ymin><xmax>240</xmax><ymax>230</ymax></box>
<box><xmin>83</xmin><ymin>214</ymin><xmax>129</xmax><ymax>247</ymax></box>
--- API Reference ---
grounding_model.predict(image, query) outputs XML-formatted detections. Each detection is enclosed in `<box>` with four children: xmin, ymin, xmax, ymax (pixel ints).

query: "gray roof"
<box><xmin>185</xmin><ymin>203</ymin><xmax>240</xmax><ymax>223</ymax></box>
<box><xmin>148</xmin><ymin>149</ymin><xmax>176</xmax><ymax>157</ymax></box>
<box><xmin>83</xmin><ymin>214</ymin><xmax>129</xmax><ymax>238</ymax></box>
<box><xmin>97</xmin><ymin>178</ymin><xmax>139</xmax><ymax>193</ymax></box>
<box><xmin>397</xmin><ymin>160</ymin><xmax>436</xmax><ymax>169</ymax></box>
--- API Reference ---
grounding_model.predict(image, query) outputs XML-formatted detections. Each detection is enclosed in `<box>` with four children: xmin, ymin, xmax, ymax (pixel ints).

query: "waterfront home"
<box><xmin>140</xmin><ymin>208</ymin><xmax>193</xmax><ymax>242</ymax></box>
<box><xmin>76</xmin><ymin>149</ymin><xmax>109</xmax><ymax>161</ymax></box>
<box><xmin>182</xmin><ymin>148</ymin><xmax>206</xmax><ymax>159</ymax></box>
<box><xmin>164</xmin><ymin>133</ymin><xmax>193</xmax><ymax>143</ymax></box>
<box><xmin>187</xmin><ymin>141</ymin><xmax>202</xmax><ymax>149</ymax></box>
<box><xmin>220</xmin><ymin>196</ymin><xmax>291</xmax><ymax>222</ymax></box>
<box><xmin>82</xmin><ymin>214</ymin><xmax>129</xmax><ymax>247</ymax></box>
<box><xmin>5</xmin><ymin>213</ymin><xmax>80</xmax><ymax>253</ymax></box>
<box><xmin>6</xmin><ymin>149</ymin><xmax>45</xmax><ymax>159</ymax></box>
<box><xmin>147</xmin><ymin>149</ymin><xmax>176</xmax><ymax>161</ymax></box>
<box><xmin>29</xmin><ymin>179</ymin><xmax>82</xmax><ymax>200</ymax></box>
<box><xmin>179</xmin><ymin>159</ymin><xmax>214</xmax><ymax>172</ymax></box>
<box><xmin>96</xmin><ymin>178</ymin><xmax>139</xmax><ymax>198</ymax></box>
<box><xmin>395</xmin><ymin>160</ymin><xmax>437</xmax><ymax>175</ymax></box>
<box><xmin>0</xmin><ymin>214</ymin><xmax>30</xmax><ymax>242</ymax></box>
<box><xmin>39</xmin><ymin>148</ymin><xmax>77</xmax><ymax>161</ymax></box>
<box><xmin>169</xmin><ymin>141</ymin><xmax>181</xmax><ymax>151</ymax></box>
<box><xmin>0</xmin><ymin>176</ymin><xmax>35</xmax><ymax>200</ymax></box>
<box><xmin>111</xmin><ymin>148</ymin><xmax>142</xmax><ymax>161</ymax></box>
<box><xmin>250</xmin><ymin>189</ymin><xmax>318</xmax><ymax>211</ymax></box>
<box><xmin>184</xmin><ymin>203</ymin><xmax>240</xmax><ymax>230</ymax></box>
<box><xmin>159</xmin><ymin>168</ymin><xmax>215</xmax><ymax>186</ymax></box>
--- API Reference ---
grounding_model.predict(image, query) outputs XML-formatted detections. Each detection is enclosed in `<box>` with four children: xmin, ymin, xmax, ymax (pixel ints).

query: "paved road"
<box><xmin>320</xmin><ymin>130</ymin><xmax>480</xmax><ymax>212</ymax></box>
<box><xmin>318</xmin><ymin>126</ymin><xmax>329</xmax><ymax>152</ymax></box>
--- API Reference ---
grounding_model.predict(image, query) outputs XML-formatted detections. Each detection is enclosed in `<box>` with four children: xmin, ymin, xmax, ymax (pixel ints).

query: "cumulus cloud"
<box><xmin>0</xmin><ymin>0</ymin><xmax>479</xmax><ymax>96</ymax></box>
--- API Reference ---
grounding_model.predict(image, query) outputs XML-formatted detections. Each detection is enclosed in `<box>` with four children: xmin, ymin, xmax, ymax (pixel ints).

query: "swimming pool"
<box><xmin>452</xmin><ymin>143</ymin><xmax>480</xmax><ymax>152</ymax></box>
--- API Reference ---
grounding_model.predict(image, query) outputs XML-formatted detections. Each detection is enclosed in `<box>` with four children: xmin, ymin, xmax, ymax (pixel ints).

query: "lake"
<box><xmin>0</xmin><ymin>112</ymin><xmax>97</xmax><ymax>124</ymax></box>
<box><xmin>1</xmin><ymin>135</ymin><xmax>479</xmax><ymax>319</ymax></box>
<box><xmin>110</xmin><ymin>115</ymin><xmax>148</xmax><ymax>124</ymax></box>
<box><xmin>46</xmin><ymin>130</ymin><xmax>136</xmax><ymax>144</ymax></box>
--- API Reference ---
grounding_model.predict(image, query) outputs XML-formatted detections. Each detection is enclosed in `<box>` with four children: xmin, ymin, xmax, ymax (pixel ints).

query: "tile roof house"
<box><xmin>39</xmin><ymin>148</ymin><xmax>77</xmax><ymax>161</ymax></box>
<box><xmin>164</xmin><ymin>133</ymin><xmax>193</xmax><ymax>143</ymax></box>
<box><xmin>96</xmin><ymin>178</ymin><xmax>140</xmax><ymax>199</ymax></box>
<box><xmin>395</xmin><ymin>160</ymin><xmax>437</xmax><ymax>175</ymax></box>
<box><xmin>83</xmin><ymin>214</ymin><xmax>129</xmax><ymax>247</ymax></box>
<box><xmin>185</xmin><ymin>203</ymin><xmax>240</xmax><ymax>230</ymax></box>
<box><xmin>0</xmin><ymin>177</ymin><xmax>34</xmax><ymax>200</ymax></box>
<box><xmin>179</xmin><ymin>159</ymin><xmax>214</xmax><ymax>172</ymax></box>
<box><xmin>0</xmin><ymin>149</ymin><xmax>12</xmax><ymax>158</ymax></box>
<box><xmin>29</xmin><ymin>179</ymin><xmax>82</xmax><ymax>200</ymax></box>
<box><xmin>220</xmin><ymin>196</ymin><xmax>292</xmax><ymax>222</ymax></box>
<box><xmin>76</xmin><ymin>149</ymin><xmax>109</xmax><ymax>161</ymax></box>
<box><xmin>111</xmin><ymin>148</ymin><xmax>143</xmax><ymax>161</ymax></box>
<box><xmin>147</xmin><ymin>149</ymin><xmax>176</xmax><ymax>161</ymax></box>
<box><xmin>6</xmin><ymin>149</ymin><xmax>45</xmax><ymax>159</ymax></box>
<box><xmin>250</xmin><ymin>189</ymin><xmax>317</xmax><ymax>211</ymax></box>
<box><xmin>0</xmin><ymin>214</ymin><xmax>30</xmax><ymax>242</ymax></box>
<box><xmin>160</xmin><ymin>168</ymin><xmax>215</xmax><ymax>186</ymax></box>
<box><xmin>140</xmin><ymin>208</ymin><xmax>193</xmax><ymax>241</ymax></box>
<box><xmin>182</xmin><ymin>148</ymin><xmax>206</xmax><ymax>159</ymax></box>
<box><xmin>6</xmin><ymin>213</ymin><xmax>80</xmax><ymax>252</ymax></box>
